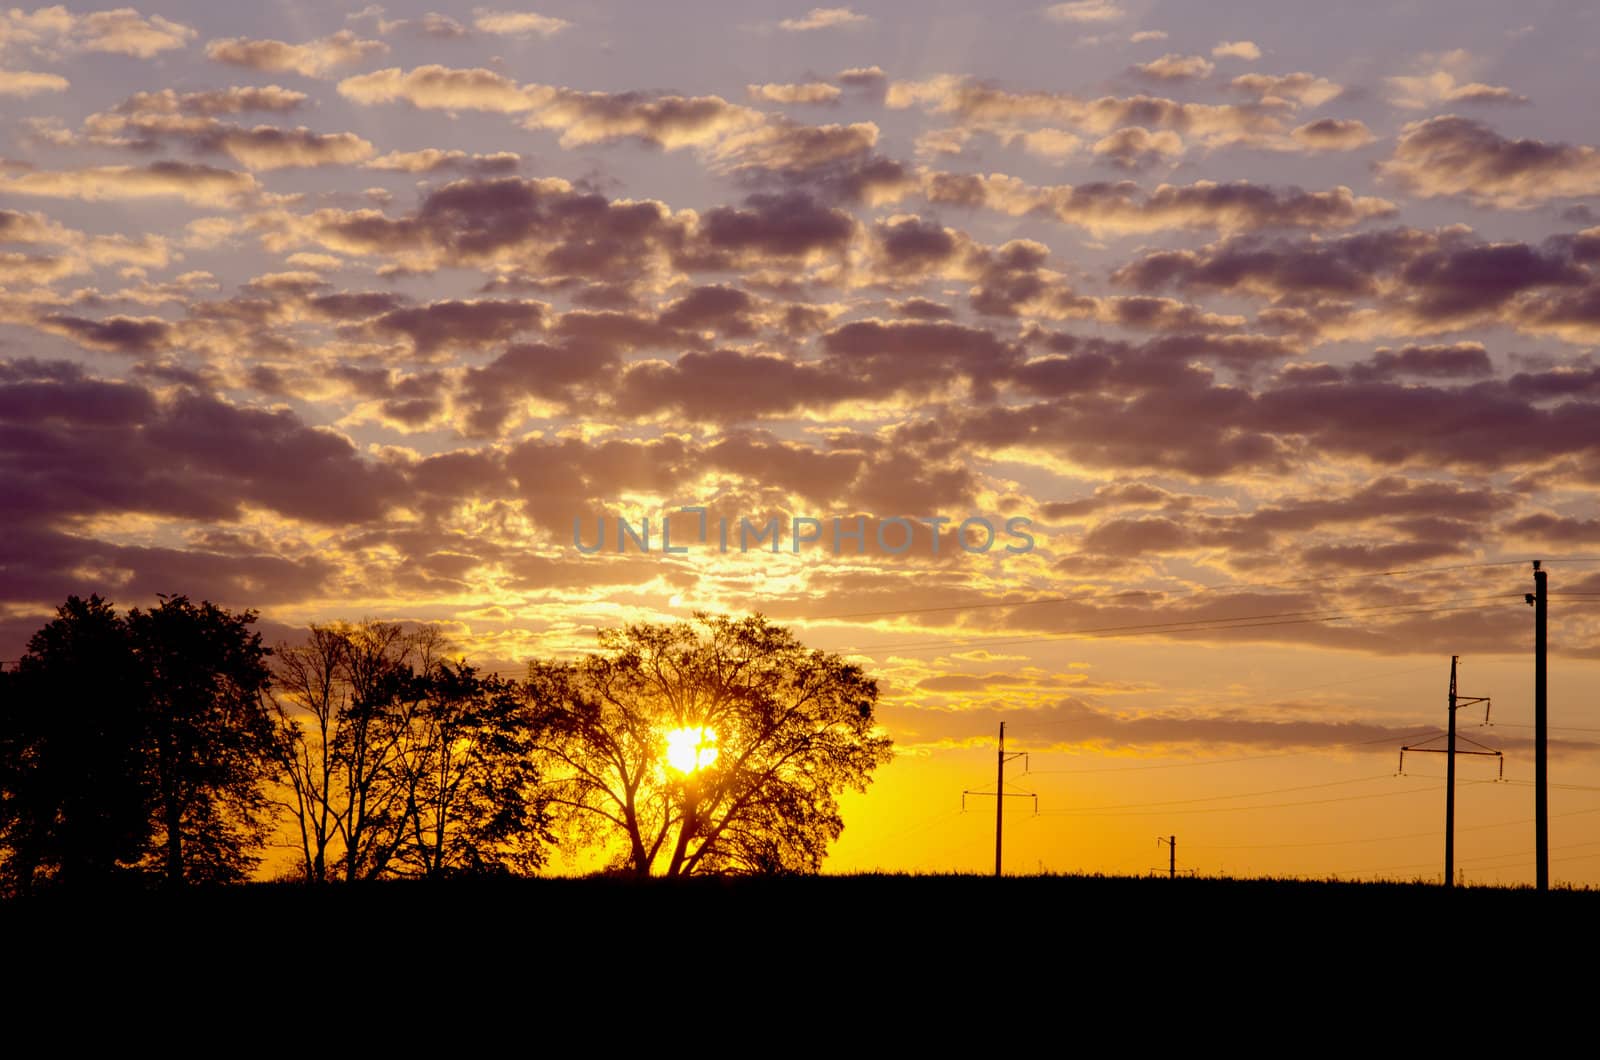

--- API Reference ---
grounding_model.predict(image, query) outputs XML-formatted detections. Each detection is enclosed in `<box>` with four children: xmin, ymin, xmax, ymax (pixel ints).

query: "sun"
<box><xmin>664</xmin><ymin>726</ymin><xmax>719</xmax><ymax>773</ymax></box>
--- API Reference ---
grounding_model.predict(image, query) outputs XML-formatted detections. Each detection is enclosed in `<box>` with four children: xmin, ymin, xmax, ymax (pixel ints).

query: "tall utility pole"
<box><xmin>1399</xmin><ymin>656</ymin><xmax>1498</xmax><ymax>887</ymax></box>
<box><xmin>1158</xmin><ymin>835</ymin><xmax>1176</xmax><ymax>879</ymax></box>
<box><xmin>1528</xmin><ymin>560</ymin><xmax>1549</xmax><ymax>891</ymax></box>
<box><xmin>961</xmin><ymin>722</ymin><xmax>1035</xmax><ymax>877</ymax></box>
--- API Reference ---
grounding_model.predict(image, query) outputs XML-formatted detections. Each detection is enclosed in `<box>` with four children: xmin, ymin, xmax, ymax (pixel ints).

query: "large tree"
<box><xmin>0</xmin><ymin>596</ymin><xmax>149</xmax><ymax>894</ymax></box>
<box><xmin>127</xmin><ymin>595</ymin><xmax>278</xmax><ymax>885</ymax></box>
<box><xmin>528</xmin><ymin>613</ymin><xmax>893</xmax><ymax>876</ymax></box>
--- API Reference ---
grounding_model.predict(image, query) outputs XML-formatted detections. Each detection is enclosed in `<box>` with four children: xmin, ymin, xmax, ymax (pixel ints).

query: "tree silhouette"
<box><xmin>127</xmin><ymin>595</ymin><xmax>277</xmax><ymax>886</ymax></box>
<box><xmin>273</xmin><ymin>620</ymin><xmax>433</xmax><ymax>881</ymax></box>
<box><xmin>0</xmin><ymin>596</ymin><xmax>149</xmax><ymax>894</ymax></box>
<box><xmin>273</xmin><ymin>622</ymin><xmax>550</xmax><ymax>881</ymax></box>
<box><xmin>528</xmin><ymin>613</ymin><xmax>893</xmax><ymax>876</ymax></box>
<box><xmin>389</xmin><ymin>663</ymin><xmax>551</xmax><ymax>878</ymax></box>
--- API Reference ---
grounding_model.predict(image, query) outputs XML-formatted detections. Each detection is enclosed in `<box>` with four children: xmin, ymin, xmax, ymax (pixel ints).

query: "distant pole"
<box><xmin>1156</xmin><ymin>834</ymin><xmax>1178</xmax><ymax>878</ymax></box>
<box><xmin>1398</xmin><ymin>659</ymin><xmax>1497</xmax><ymax>887</ymax></box>
<box><xmin>995</xmin><ymin>722</ymin><xmax>1005</xmax><ymax>878</ymax></box>
<box><xmin>1446</xmin><ymin>656</ymin><xmax>1457</xmax><ymax>889</ymax></box>
<box><xmin>1534</xmin><ymin>561</ymin><xmax>1549</xmax><ymax>892</ymax></box>
<box><xmin>959</xmin><ymin>723</ymin><xmax>1034</xmax><ymax>878</ymax></box>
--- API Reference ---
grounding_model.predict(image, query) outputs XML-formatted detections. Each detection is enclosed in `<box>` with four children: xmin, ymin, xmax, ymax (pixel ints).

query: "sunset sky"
<box><xmin>4</xmin><ymin>1</ymin><xmax>1600</xmax><ymax>884</ymax></box>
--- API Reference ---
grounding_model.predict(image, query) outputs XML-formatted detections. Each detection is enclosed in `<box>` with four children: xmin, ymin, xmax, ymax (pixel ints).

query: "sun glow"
<box><xmin>664</xmin><ymin>726</ymin><xmax>719</xmax><ymax>773</ymax></box>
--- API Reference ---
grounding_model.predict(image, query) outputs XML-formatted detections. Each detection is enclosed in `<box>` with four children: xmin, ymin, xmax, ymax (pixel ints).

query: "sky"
<box><xmin>3</xmin><ymin>0</ymin><xmax>1600</xmax><ymax>884</ymax></box>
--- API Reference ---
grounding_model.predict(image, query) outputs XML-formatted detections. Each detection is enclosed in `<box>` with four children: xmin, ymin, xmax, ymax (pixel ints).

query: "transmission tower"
<box><xmin>961</xmin><ymin>722</ymin><xmax>1037</xmax><ymax>877</ymax></box>
<box><xmin>1397</xmin><ymin>655</ymin><xmax>1502</xmax><ymax>888</ymax></box>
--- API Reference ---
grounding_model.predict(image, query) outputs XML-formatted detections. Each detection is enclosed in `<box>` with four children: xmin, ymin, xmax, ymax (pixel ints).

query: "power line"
<box><xmin>1021</xmin><ymin>772</ymin><xmax>1397</xmax><ymax>811</ymax></box>
<box><xmin>1010</xmin><ymin>727</ymin><xmax>1439</xmax><ymax>770</ymax></box>
<box><xmin>1185</xmin><ymin>802</ymin><xmax>1600</xmax><ymax>851</ymax></box>
<box><xmin>1036</xmin><ymin>783</ymin><xmax>1441</xmax><ymax>817</ymax></box>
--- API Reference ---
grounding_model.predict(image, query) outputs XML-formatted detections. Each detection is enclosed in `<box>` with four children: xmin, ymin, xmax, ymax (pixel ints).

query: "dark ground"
<box><xmin>6</xmin><ymin>874</ymin><xmax>1595</xmax><ymax>1026</ymax></box>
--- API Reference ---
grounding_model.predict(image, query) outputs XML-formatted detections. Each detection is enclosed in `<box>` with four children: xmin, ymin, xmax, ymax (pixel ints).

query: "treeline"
<box><xmin>0</xmin><ymin>596</ymin><xmax>892</xmax><ymax>895</ymax></box>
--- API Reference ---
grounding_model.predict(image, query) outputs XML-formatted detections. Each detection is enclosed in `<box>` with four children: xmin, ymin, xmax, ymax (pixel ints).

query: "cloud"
<box><xmin>1346</xmin><ymin>343</ymin><xmax>1494</xmax><ymax>381</ymax></box>
<box><xmin>358</xmin><ymin>298</ymin><xmax>548</xmax><ymax>359</ymax></box>
<box><xmin>1043</xmin><ymin>2</ymin><xmax>1123</xmax><ymax>23</ymax></box>
<box><xmin>1212</xmin><ymin>40</ymin><xmax>1261</xmax><ymax>60</ymax></box>
<box><xmin>1111</xmin><ymin>225</ymin><xmax>1597</xmax><ymax>344</ymax></box>
<box><xmin>1091</xmin><ymin>126</ymin><xmax>1182</xmax><ymax>169</ymax></box>
<box><xmin>206</xmin><ymin>30</ymin><xmax>388</xmax><ymax>78</ymax></box>
<box><xmin>0</xmin><ymin>161</ymin><xmax>258</xmax><ymax>206</ymax></box>
<box><xmin>34</xmin><ymin>312</ymin><xmax>172</xmax><ymax>354</ymax></box>
<box><xmin>1389</xmin><ymin>70</ymin><xmax>1526</xmax><ymax>110</ymax></box>
<box><xmin>75</xmin><ymin>96</ymin><xmax>374</xmax><ymax>171</ymax></box>
<box><xmin>920</xmin><ymin>171</ymin><xmax>1395</xmax><ymax>236</ymax></box>
<box><xmin>297</xmin><ymin>175</ymin><xmax>691</xmax><ymax>284</ymax></box>
<box><xmin>1291</xmin><ymin>118</ymin><xmax>1374</xmax><ymax>151</ymax></box>
<box><xmin>210</xmin><ymin>127</ymin><xmax>375</xmax><ymax>171</ymax></box>
<box><xmin>1129</xmin><ymin>30</ymin><xmax>1167</xmax><ymax>43</ymax></box>
<box><xmin>887</xmin><ymin>76</ymin><xmax>1293</xmax><ymax>149</ymax></box>
<box><xmin>115</xmin><ymin>85</ymin><xmax>309</xmax><ymax>115</ymax></box>
<box><xmin>778</xmin><ymin>7</ymin><xmax>869</xmax><ymax>32</ymax></box>
<box><xmin>348</xmin><ymin>7</ymin><xmax>468</xmax><ymax>40</ymax></box>
<box><xmin>1227</xmin><ymin>72</ymin><xmax>1342</xmax><ymax>108</ymax></box>
<box><xmin>0</xmin><ymin>68</ymin><xmax>68</xmax><ymax>95</ymax></box>
<box><xmin>695</xmin><ymin>191</ymin><xmax>857</xmax><ymax>260</ymax></box>
<box><xmin>337</xmin><ymin>64</ymin><xmax>536</xmax><ymax>112</ymax></box>
<box><xmin>837</xmin><ymin>65</ymin><xmax>886</xmax><ymax>86</ymax></box>
<box><xmin>0</xmin><ymin>367</ymin><xmax>406</xmax><ymax>527</ymax></box>
<box><xmin>1133</xmin><ymin>54</ymin><xmax>1215</xmax><ymax>82</ymax></box>
<box><xmin>0</xmin><ymin>7</ymin><xmax>195</xmax><ymax>58</ymax></box>
<box><xmin>366</xmin><ymin>148</ymin><xmax>520</xmax><ymax>174</ymax></box>
<box><xmin>1387</xmin><ymin>51</ymin><xmax>1527</xmax><ymax>110</ymax></box>
<box><xmin>471</xmin><ymin>9</ymin><xmax>571</xmax><ymax>38</ymax></box>
<box><xmin>748</xmin><ymin>82</ymin><xmax>842</xmax><ymax>105</ymax></box>
<box><xmin>524</xmin><ymin>88</ymin><xmax>763</xmax><ymax>150</ymax></box>
<box><xmin>1379</xmin><ymin>116</ymin><xmax>1600</xmax><ymax>208</ymax></box>
<box><xmin>1001</xmin><ymin>127</ymin><xmax>1082</xmax><ymax>160</ymax></box>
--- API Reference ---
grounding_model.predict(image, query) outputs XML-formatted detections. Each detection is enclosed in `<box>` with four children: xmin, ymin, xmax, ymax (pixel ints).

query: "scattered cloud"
<box><xmin>1133</xmin><ymin>53</ymin><xmax>1216</xmax><ymax>82</ymax></box>
<box><xmin>748</xmin><ymin>81</ymin><xmax>842</xmax><ymax>105</ymax></box>
<box><xmin>0</xmin><ymin>68</ymin><xmax>68</xmax><ymax>95</ymax></box>
<box><xmin>206</xmin><ymin>30</ymin><xmax>388</xmax><ymax>79</ymax></box>
<box><xmin>778</xmin><ymin>7</ymin><xmax>868</xmax><ymax>32</ymax></box>
<box><xmin>1379</xmin><ymin>116</ymin><xmax>1600</xmax><ymax>207</ymax></box>
<box><xmin>1043</xmin><ymin>2</ymin><xmax>1124</xmax><ymax>23</ymax></box>
<box><xmin>471</xmin><ymin>9</ymin><xmax>571</xmax><ymax>38</ymax></box>
<box><xmin>1213</xmin><ymin>40</ymin><xmax>1261</xmax><ymax>61</ymax></box>
<box><xmin>0</xmin><ymin>6</ymin><xmax>195</xmax><ymax>58</ymax></box>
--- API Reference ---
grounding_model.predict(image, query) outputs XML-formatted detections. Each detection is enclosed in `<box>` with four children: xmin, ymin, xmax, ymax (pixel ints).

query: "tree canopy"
<box><xmin>271</xmin><ymin>620</ymin><xmax>550</xmax><ymax>882</ymax></box>
<box><xmin>528</xmin><ymin>613</ymin><xmax>894</xmax><ymax>876</ymax></box>
<box><xmin>0</xmin><ymin>594</ymin><xmax>277</xmax><ymax>891</ymax></box>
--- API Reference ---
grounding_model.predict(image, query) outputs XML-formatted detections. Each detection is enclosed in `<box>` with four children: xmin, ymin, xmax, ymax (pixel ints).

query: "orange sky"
<box><xmin>4</xmin><ymin>2</ymin><xmax>1600</xmax><ymax>883</ymax></box>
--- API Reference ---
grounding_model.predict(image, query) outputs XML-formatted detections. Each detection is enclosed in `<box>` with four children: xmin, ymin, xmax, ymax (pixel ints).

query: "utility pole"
<box><xmin>961</xmin><ymin>722</ymin><xmax>1036</xmax><ymax>877</ymax></box>
<box><xmin>1526</xmin><ymin>560</ymin><xmax>1549</xmax><ymax>892</ymax></box>
<box><xmin>1398</xmin><ymin>656</ymin><xmax>1498</xmax><ymax>887</ymax></box>
<box><xmin>1159</xmin><ymin>835</ymin><xmax>1176</xmax><ymax>879</ymax></box>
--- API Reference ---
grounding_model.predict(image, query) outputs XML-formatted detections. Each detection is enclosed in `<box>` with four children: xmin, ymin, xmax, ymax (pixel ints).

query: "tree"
<box><xmin>528</xmin><ymin>613</ymin><xmax>893</xmax><ymax>876</ymax></box>
<box><xmin>272</xmin><ymin>620</ymin><xmax>422</xmax><ymax>882</ymax></box>
<box><xmin>272</xmin><ymin>622</ymin><xmax>550</xmax><ymax>882</ymax></box>
<box><xmin>0</xmin><ymin>596</ymin><xmax>149</xmax><ymax>894</ymax></box>
<box><xmin>127</xmin><ymin>595</ymin><xmax>278</xmax><ymax>885</ymax></box>
<box><xmin>388</xmin><ymin>664</ymin><xmax>551</xmax><ymax>878</ymax></box>
<box><xmin>270</xmin><ymin>625</ymin><xmax>347</xmax><ymax>884</ymax></box>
